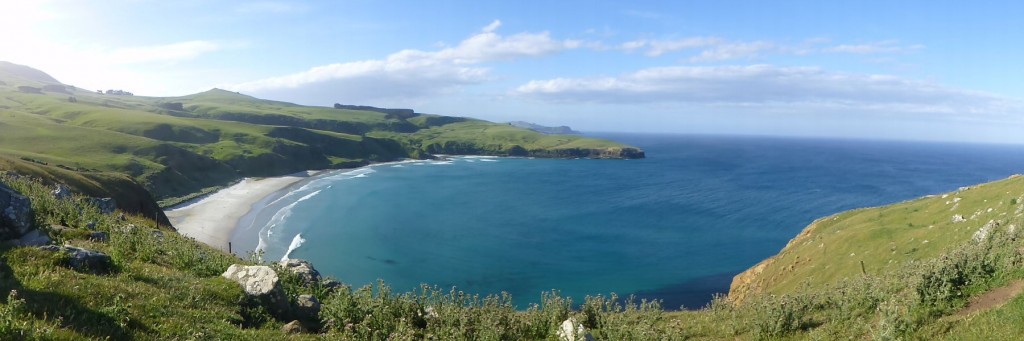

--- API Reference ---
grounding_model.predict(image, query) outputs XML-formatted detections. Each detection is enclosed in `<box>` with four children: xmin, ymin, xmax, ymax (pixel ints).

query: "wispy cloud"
<box><xmin>227</xmin><ymin>20</ymin><xmax>580</xmax><ymax>102</ymax></box>
<box><xmin>621</xmin><ymin>37</ymin><xmax>721</xmax><ymax>57</ymax></box>
<box><xmin>615</xmin><ymin>36</ymin><xmax>921</xmax><ymax>62</ymax></box>
<box><xmin>689</xmin><ymin>41</ymin><xmax>774</xmax><ymax>62</ymax></box>
<box><xmin>824</xmin><ymin>40</ymin><xmax>924</xmax><ymax>54</ymax></box>
<box><xmin>514</xmin><ymin>64</ymin><xmax>1021</xmax><ymax>120</ymax></box>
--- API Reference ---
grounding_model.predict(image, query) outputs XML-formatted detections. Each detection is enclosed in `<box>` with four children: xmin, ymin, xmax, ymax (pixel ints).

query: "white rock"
<box><xmin>557</xmin><ymin>318</ymin><xmax>595</xmax><ymax>341</ymax></box>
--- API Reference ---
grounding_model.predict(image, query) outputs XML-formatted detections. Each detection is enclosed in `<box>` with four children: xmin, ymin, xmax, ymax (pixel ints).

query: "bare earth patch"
<box><xmin>953</xmin><ymin>280</ymin><xmax>1024</xmax><ymax>317</ymax></box>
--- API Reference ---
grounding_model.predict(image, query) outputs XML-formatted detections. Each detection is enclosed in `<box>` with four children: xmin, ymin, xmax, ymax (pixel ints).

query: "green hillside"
<box><xmin>0</xmin><ymin>62</ymin><xmax>643</xmax><ymax>210</ymax></box>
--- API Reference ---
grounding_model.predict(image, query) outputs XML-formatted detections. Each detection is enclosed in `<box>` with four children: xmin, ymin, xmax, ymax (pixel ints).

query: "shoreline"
<box><xmin>164</xmin><ymin>170</ymin><xmax>321</xmax><ymax>253</ymax></box>
<box><xmin>163</xmin><ymin>159</ymin><xmax>425</xmax><ymax>256</ymax></box>
<box><xmin>164</xmin><ymin>157</ymin><xmax>506</xmax><ymax>257</ymax></box>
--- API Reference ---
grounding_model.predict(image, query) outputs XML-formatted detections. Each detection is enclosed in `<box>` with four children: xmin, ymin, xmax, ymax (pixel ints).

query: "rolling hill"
<box><xmin>0</xmin><ymin>61</ymin><xmax>644</xmax><ymax>215</ymax></box>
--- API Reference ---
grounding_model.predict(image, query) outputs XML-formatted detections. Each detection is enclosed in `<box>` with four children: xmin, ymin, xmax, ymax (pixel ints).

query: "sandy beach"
<box><xmin>164</xmin><ymin>171</ymin><xmax>318</xmax><ymax>252</ymax></box>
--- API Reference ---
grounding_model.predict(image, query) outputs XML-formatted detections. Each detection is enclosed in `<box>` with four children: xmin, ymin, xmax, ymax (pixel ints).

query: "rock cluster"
<box><xmin>223</xmin><ymin>259</ymin><xmax>334</xmax><ymax>333</ymax></box>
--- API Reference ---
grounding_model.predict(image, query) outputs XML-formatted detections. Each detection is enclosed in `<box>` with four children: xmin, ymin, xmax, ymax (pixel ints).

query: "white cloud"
<box><xmin>227</xmin><ymin>21</ymin><xmax>580</xmax><ymax>102</ymax></box>
<box><xmin>482</xmin><ymin>19</ymin><xmax>502</xmax><ymax>33</ymax></box>
<box><xmin>514</xmin><ymin>64</ymin><xmax>1021</xmax><ymax>120</ymax></box>
<box><xmin>825</xmin><ymin>40</ymin><xmax>924</xmax><ymax>54</ymax></box>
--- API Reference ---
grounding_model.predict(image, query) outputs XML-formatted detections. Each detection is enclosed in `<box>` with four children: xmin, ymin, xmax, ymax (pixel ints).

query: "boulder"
<box><xmin>51</xmin><ymin>184</ymin><xmax>72</xmax><ymax>200</ymax></box>
<box><xmin>279</xmin><ymin>259</ymin><xmax>321</xmax><ymax>285</ymax></box>
<box><xmin>0</xmin><ymin>182</ymin><xmax>33</xmax><ymax>238</ymax></box>
<box><xmin>13</xmin><ymin>229</ymin><xmax>50</xmax><ymax>246</ymax></box>
<box><xmin>84</xmin><ymin>197</ymin><xmax>117</xmax><ymax>214</ymax></box>
<box><xmin>88</xmin><ymin>231</ymin><xmax>109</xmax><ymax>242</ymax></box>
<box><xmin>222</xmin><ymin>264</ymin><xmax>290</xmax><ymax>317</ymax></box>
<box><xmin>39</xmin><ymin>245</ymin><xmax>113</xmax><ymax>273</ymax></box>
<box><xmin>952</xmin><ymin>214</ymin><xmax>967</xmax><ymax>223</ymax></box>
<box><xmin>295</xmin><ymin>294</ymin><xmax>321</xmax><ymax>322</ymax></box>
<box><xmin>557</xmin><ymin>317</ymin><xmax>595</xmax><ymax>341</ymax></box>
<box><xmin>282</xmin><ymin>320</ymin><xmax>306</xmax><ymax>334</ymax></box>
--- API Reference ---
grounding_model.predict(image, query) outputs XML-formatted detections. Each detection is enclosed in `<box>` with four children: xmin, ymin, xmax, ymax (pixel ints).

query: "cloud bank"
<box><xmin>515</xmin><ymin>64</ymin><xmax>1021</xmax><ymax>120</ymax></box>
<box><xmin>227</xmin><ymin>20</ymin><xmax>580</xmax><ymax>102</ymax></box>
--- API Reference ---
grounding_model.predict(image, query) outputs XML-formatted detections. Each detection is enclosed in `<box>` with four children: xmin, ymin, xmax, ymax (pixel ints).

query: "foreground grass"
<box><xmin>3</xmin><ymin>171</ymin><xmax>1024</xmax><ymax>339</ymax></box>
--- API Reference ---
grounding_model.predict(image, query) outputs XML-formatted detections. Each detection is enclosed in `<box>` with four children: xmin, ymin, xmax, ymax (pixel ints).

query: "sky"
<box><xmin>2</xmin><ymin>0</ymin><xmax>1023</xmax><ymax>143</ymax></box>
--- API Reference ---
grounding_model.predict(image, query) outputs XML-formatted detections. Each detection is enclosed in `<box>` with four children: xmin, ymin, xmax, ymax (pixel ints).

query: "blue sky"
<box><xmin>3</xmin><ymin>1</ymin><xmax>1023</xmax><ymax>143</ymax></box>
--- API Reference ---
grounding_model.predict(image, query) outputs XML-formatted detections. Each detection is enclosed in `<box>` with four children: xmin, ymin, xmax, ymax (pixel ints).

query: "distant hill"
<box><xmin>0</xmin><ymin>61</ymin><xmax>62</xmax><ymax>85</ymax></box>
<box><xmin>508</xmin><ymin>121</ymin><xmax>581</xmax><ymax>135</ymax></box>
<box><xmin>0</xmin><ymin>62</ymin><xmax>644</xmax><ymax>210</ymax></box>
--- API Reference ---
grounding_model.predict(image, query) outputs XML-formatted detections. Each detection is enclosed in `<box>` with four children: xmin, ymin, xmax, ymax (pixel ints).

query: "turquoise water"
<box><xmin>234</xmin><ymin>134</ymin><xmax>1024</xmax><ymax>309</ymax></box>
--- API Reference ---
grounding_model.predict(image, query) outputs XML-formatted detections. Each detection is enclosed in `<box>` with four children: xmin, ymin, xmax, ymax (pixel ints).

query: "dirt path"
<box><xmin>953</xmin><ymin>279</ymin><xmax>1024</xmax><ymax>317</ymax></box>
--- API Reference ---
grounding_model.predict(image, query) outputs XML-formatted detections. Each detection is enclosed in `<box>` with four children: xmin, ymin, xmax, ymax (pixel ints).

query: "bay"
<box><xmin>247</xmin><ymin>134</ymin><xmax>1024</xmax><ymax>309</ymax></box>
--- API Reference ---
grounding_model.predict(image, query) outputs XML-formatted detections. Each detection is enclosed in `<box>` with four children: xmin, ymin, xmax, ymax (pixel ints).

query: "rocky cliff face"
<box><xmin>422</xmin><ymin>142</ymin><xmax>645</xmax><ymax>159</ymax></box>
<box><xmin>529</xmin><ymin>147</ymin><xmax>646</xmax><ymax>159</ymax></box>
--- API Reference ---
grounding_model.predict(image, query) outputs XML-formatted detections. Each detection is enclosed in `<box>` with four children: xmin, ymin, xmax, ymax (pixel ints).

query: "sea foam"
<box><xmin>281</xmin><ymin>233</ymin><xmax>306</xmax><ymax>261</ymax></box>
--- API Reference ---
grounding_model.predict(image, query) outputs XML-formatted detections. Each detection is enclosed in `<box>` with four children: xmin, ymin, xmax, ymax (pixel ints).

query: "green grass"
<box><xmin>731</xmin><ymin>175</ymin><xmax>1024</xmax><ymax>300</ymax></box>
<box><xmin>0</xmin><ymin>71</ymin><xmax>641</xmax><ymax>204</ymax></box>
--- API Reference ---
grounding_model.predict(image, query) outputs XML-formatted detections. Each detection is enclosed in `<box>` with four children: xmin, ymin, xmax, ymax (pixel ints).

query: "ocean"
<box><xmin>233</xmin><ymin>133</ymin><xmax>1024</xmax><ymax>309</ymax></box>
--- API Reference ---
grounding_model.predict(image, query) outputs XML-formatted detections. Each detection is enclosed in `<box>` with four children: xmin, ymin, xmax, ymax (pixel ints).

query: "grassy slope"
<box><xmin>0</xmin><ymin>174</ymin><xmax>305</xmax><ymax>340</ymax></box>
<box><xmin>730</xmin><ymin>174</ymin><xmax>1024</xmax><ymax>301</ymax></box>
<box><xmin>0</xmin><ymin>64</ymin><xmax>643</xmax><ymax>206</ymax></box>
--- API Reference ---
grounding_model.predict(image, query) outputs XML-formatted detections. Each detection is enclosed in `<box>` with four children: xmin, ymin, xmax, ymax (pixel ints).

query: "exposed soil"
<box><xmin>953</xmin><ymin>280</ymin><xmax>1024</xmax><ymax>317</ymax></box>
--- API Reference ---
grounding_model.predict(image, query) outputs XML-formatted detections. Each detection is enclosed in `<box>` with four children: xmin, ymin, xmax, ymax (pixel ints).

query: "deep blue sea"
<box><xmin>235</xmin><ymin>133</ymin><xmax>1024</xmax><ymax>309</ymax></box>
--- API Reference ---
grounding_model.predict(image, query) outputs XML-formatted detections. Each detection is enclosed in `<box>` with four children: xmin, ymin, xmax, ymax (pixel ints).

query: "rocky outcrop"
<box><xmin>1</xmin><ymin>182</ymin><xmax>32</xmax><ymax>239</ymax></box>
<box><xmin>279</xmin><ymin>259</ymin><xmax>321</xmax><ymax>286</ymax></box>
<box><xmin>222</xmin><ymin>265</ymin><xmax>290</xmax><ymax>317</ymax></box>
<box><xmin>973</xmin><ymin>220</ymin><xmax>1000</xmax><ymax>242</ymax></box>
<box><xmin>529</xmin><ymin>147</ymin><xmax>646</xmax><ymax>159</ymax></box>
<box><xmin>557</xmin><ymin>317</ymin><xmax>595</xmax><ymax>341</ymax></box>
<box><xmin>39</xmin><ymin>245</ymin><xmax>113</xmax><ymax>273</ymax></box>
<box><xmin>422</xmin><ymin>142</ymin><xmax>646</xmax><ymax>160</ymax></box>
